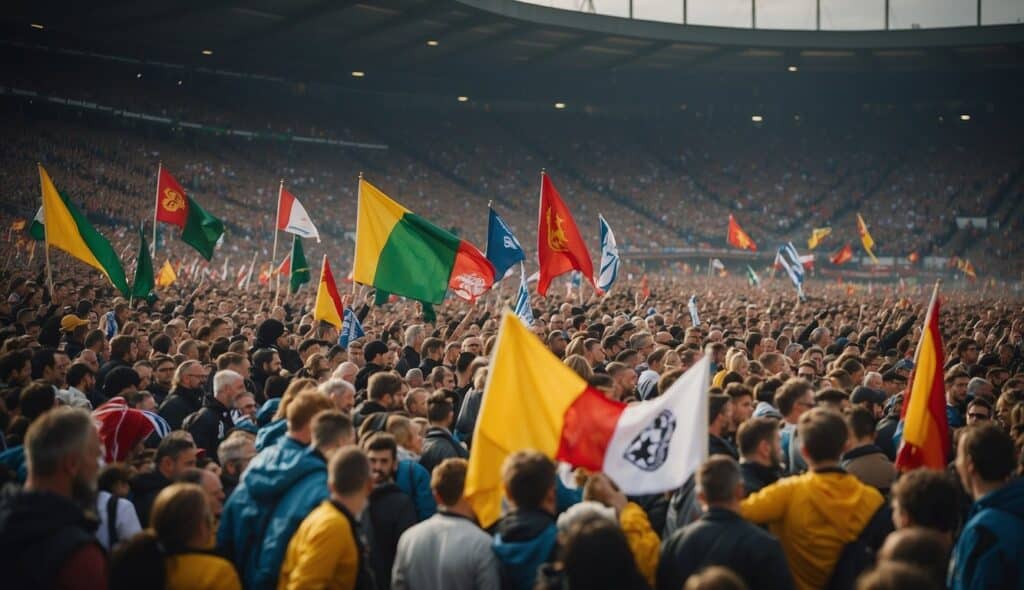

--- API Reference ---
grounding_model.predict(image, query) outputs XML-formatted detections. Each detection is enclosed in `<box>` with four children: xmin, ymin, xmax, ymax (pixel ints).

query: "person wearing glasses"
<box><xmin>966</xmin><ymin>398</ymin><xmax>993</xmax><ymax>426</ymax></box>
<box><xmin>158</xmin><ymin>360</ymin><xmax>210</xmax><ymax>430</ymax></box>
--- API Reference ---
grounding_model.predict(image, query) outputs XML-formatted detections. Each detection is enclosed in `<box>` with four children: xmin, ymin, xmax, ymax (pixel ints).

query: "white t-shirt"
<box><xmin>95</xmin><ymin>490</ymin><xmax>143</xmax><ymax>550</ymax></box>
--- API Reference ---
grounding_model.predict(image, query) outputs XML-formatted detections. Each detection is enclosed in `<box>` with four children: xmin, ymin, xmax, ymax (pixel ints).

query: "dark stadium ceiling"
<box><xmin>4</xmin><ymin>0</ymin><xmax>1024</xmax><ymax>85</ymax></box>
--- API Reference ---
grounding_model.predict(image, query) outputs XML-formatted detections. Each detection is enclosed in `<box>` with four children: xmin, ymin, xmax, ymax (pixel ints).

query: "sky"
<box><xmin>520</xmin><ymin>0</ymin><xmax>1023</xmax><ymax>30</ymax></box>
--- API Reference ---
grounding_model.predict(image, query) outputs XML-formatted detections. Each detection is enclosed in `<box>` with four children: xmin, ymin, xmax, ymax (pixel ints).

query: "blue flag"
<box><xmin>597</xmin><ymin>214</ymin><xmax>620</xmax><ymax>293</ymax></box>
<box><xmin>514</xmin><ymin>266</ymin><xmax>534</xmax><ymax>326</ymax></box>
<box><xmin>776</xmin><ymin>242</ymin><xmax>806</xmax><ymax>301</ymax></box>
<box><xmin>485</xmin><ymin>206</ymin><xmax>525</xmax><ymax>281</ymax></box>
<box><xmin>688</xmin><ymin>295</ymin><xmax>701</xmax><ymax>328</ymax></box>
<box><xmin>339</xmin><ymin>307</ymin><xmax>365</xmax><ymax>349</ymax></box>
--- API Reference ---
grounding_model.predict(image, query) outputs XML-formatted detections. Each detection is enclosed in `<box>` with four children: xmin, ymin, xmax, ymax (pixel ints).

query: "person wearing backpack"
<box><xmin>949</xmin><ymin>423</ymin><xmax>1024</xmax><ymax>590</ymax></box>
<box><xmin>96</xmin><ymin>463</ymin><xmax>142</xmax><ymax>551</ymax></box>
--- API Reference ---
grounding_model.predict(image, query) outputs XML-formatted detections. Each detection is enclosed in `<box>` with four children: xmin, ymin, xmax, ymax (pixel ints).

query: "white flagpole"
<box><xmin>153</xmin><ymin>162</ymin><xmax>161</xmax><ymax>257</ymax></box>
<box><xmin>271</xmin><ymin>179</ymin><xmax>282</xmax><ymax>294</ymax></box>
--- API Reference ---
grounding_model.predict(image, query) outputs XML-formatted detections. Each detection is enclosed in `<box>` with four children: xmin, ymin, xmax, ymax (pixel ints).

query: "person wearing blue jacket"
<box><xmin>492</xmin><ymin>451</ymin><xmax>559</xmax><ymax>590</ymax></box>
<box><xmin>396</xmin><ymin>459</ymin><xmax>436</xmax><ymax>521</ymax></box>
<box><xmin>949</xmin><ymin>423</ymin><xmax>1024</xmax><ymax>590</ymax></box>
<box><xmin>254</xmin><ymin>416</ymin><xmax>288</xmax><ymax>452</ymax></box>
<box><xmin>217</xmin><ymin>393</ymin><xmax>345</xmax><ymax>590</ymax></box>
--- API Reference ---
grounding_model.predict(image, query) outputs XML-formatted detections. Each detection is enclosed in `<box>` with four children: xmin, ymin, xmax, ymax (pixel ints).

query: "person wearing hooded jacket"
<box><xmin>739</xmin><ymin>409</ymin><xmax>890</xmax><ymax>590</ymax></box>
<box><xmin>216</xmin><ymin>392</ymin><xmax>336</xmax><ymax>590</ymax></box>
<box><xmin>492</xmin><ymin>451</ymin><xmax>560</xmax><ymax>590</ymax></box>
<box><xmin>253</xmin><ymin>319</ymin><xmax>302</xmax><ymax>375</ymax></box>
<box><xmin>158</xmin><ymin>360</ymin><xmax>207</xmax><ymax>431</ymax></box>
<box><xmin>361</xmin><ymin>433</ymin><xmax>418</xmax><ymax>589</ymax></box>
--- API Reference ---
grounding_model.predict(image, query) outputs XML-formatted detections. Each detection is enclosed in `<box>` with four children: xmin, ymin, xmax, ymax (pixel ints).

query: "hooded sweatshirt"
<box><xmin>492</xmin><ymin>508</ymin><xmax>558</xmax><ymax>590</ymax></box>
<box><xmin>949</xmin><ymin>476</ymin><xmax>1024</xmax><ymax>590</ymax></box>
<box><xmin>740</xmin><ymin>469</ymin><xmax>884</xmax><ymax>590</ymax></box>
<box><xmin>217</xmin><ymin>437</ymin><xmax>328</xmax><ymax>590</ymax></box>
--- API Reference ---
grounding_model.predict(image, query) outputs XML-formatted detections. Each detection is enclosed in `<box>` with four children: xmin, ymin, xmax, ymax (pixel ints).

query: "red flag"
<box><xmin>258</xmin><ymin>264</ymin><xmax>272</xmax><ymax>285</ymax></box>
<box><xmin>830</xmin><ymin>243</ymin><xmax>853</xmax><ymax>265</ymax></box>
<box><xmin>640</xmin><ymin>274</ymin><xmax>651</xmax><ymax>299</ymax></box>
<box><xmin>727</xmin><ymin>215</ymin><xmax>756</xmax><ymax>251</ymax></box>
<box><xmin>276</xmin><ymin>254</ymin><xmax>291</xmax><ymax>276</ymax></box>
<box><xmin>537</xmin><ymin>173</ymin><xmax>595</xmax><ymax>296</ymax></box>
<box><xmin>155</xmin><ymin>166</ymin><xmax>189</xmax><ymax>229</ymax></box>
<box><xmin>895</xmin><ymin>285</ymin><xmax>949</xmax><ymax>471</ymax></box>
<box><xmin>449</xmin><ymin>242</ymin><xmax>496</xmax><ymax>303</ymax></box>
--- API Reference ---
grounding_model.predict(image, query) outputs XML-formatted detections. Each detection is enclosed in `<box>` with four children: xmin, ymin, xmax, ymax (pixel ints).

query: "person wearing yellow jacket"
<box><xmin>740</xmin><ymin>409</ymin><xmax>890</xmax><ymax>590</ymax></box>
<box><xmin>278</xmin><ymin>447</ymin><xmax>375</xmax><ymax>590</ymax></box>
<box><xmin>583</xmin><ymin>473</ymin><xmax>661</xmax><ymax>587</ymax></box>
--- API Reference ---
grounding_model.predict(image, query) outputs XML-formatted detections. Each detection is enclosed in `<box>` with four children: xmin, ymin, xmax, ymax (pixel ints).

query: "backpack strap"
<box><xmin>106</xmin><ymin>493</ymin><xmax>120</xmax><ymax>547</ymax></box>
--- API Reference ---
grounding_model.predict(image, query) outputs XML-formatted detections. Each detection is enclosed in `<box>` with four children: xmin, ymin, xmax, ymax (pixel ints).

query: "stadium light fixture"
<box><xmin>457</xmin><ymin>96</ymin><xmax>469</xmax><ymax>102</ymax></box>
<box><xmin>30</xmin><ymin>23</ymin><xmax>44</xmax><ymax>30</ymax></box>
<box><xmin>136</xmin><ymin>73</ymin><xmax>142</xmax><ymax>79</ymax></box>
<box><xmin>554</xmin><ymin>102</ymin><xmax>566</xmax><ymax>110</ymax></box>
<box><xmin>177</xmin><ymin>80</ymin><xmax>183</xmax><ymax>86</ymax></box>
<box><xmin>787</xmin><ymin>65</ymin><xmax>798</xmax><ymax>72</ymax></box>
<box><xmin>201</xmin><ymin>49</ymin><xmax>213</xmax><ymax>56</ymax></box>
<box><xmin>960</xmin><ymin>114</ymin><xmax>971</xmax><ymax>121</ymax></box>
<box><xmin>351</xmin><ymin>71</ymin><xmax>365</xmax><ymax>78</ymax></box>
<box><xmin>751</xmin><ymin>115</ymin><xmax>763</xmax><ymax>122</ymax></box>
<box><xmin>427</xmin><ymin>40</ymin><xmax>439</xmax><ymax>47</ymax></box>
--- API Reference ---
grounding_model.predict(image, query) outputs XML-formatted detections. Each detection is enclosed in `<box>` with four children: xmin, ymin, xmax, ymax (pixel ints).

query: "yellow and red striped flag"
<box><xmin>313</xmin><ymin>255</ymin><xmax>344</xmax><ymax>328</ymax></box>
<box><xmin>895</xmin><ymin>283</ymin><xmax>949</xmax><ymax>471</ymax></box>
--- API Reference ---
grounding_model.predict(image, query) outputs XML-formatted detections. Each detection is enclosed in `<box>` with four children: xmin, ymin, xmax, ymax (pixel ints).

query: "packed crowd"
<box><xmin>0</xmin><ymin>264</ymin><xmax>1021</xmax><ymax>590</ymax></box>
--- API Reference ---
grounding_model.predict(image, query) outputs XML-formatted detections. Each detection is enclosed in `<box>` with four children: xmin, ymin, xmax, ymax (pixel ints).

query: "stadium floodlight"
<box><xmin>136</xmin><ymin>73</ymin><xmax>142</xmax><ymax>79</ymax></box>
<box><xmin>458</xmin><ymin>96</ymin><xmax>469</xmax><ymax>102</ymax></box>
<box><xmin>351</xmin><ymin>71</ymin><xmax>365</xmax><ymax>78</ymax></box>
<box><xmin>554</xmin><ymin>102</ymin><xmax>566</xmax><ymax>109</ymax></box>
<box><xmin>177</xmin><ymin>80</ymin><xmax>183</xmax><ymax>86</ymax></box>
<box><xmin>960</xmin><ymin>114</ymin><xmax>971</xmax><ymax>121</ymax></box>
<box><xmin>751</xmin><ymin>115</ymin><xmax>763</xmax><ymax>122</ymax></box>
<box><xmin>787</xmin><ymin>65</ymin><xmax>798</xmax><ymax>72</ymax></box>
<box><xmin>201</xmin><ymin>49</ymin><xmax>213</xmax><ymax>56</ymax></box>
<box><xmin>427</xmin><ymin>40</ymin><xmax>439</xmax><ymax>47</ymax></box>
<box><xmin>30</xmin><ymin>23</ymin><xmax>44</xmax><ymax>30</ymax></box>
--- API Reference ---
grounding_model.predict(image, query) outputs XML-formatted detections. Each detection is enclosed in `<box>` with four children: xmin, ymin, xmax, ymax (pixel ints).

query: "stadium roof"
<box><xmin>5</xmin><ymin>0</ymin><xmax>1024</xmax><ymax>79</ymax></box>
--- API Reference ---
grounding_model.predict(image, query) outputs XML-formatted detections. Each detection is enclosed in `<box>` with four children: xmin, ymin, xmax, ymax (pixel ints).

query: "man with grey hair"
<box><xmin>185</xmin><ymin>369</ymin><xmax>244</xmax><ymax>457</ymax></box>
<box><xmin>218</xmin><ymin>430</ymin><xmax>257</xmax><ymax>498</ymax></box>
<box><xmin>318</xmin><ymin>378</ymin><xmax>356</xmax><ymax>414</ymax></box>
<box><xmin>863</xmin><ymin>371</ymin><xmax>884</xmax><ymax>391</ymax></box>
<box><xmin>332</xmin><ymin>360</ymin><xmax>359</xmax><ymax>385</ymax></box>
<box><xmin>405</xmin><ymin>367</ymin><xmax>424</xmax><ymax>388</ymax></box>
<box><xmin>396</xmin><ymin>324</ymin><xmax>425</xmax><ymax>375</ymax></box>
<box><xmin>0</xmin><ymin>407</ymin><xmax>108</xmax><ymax>589</ymax></box>
<box><xmin>966</xmin><ymin>377</ymin><xmax>994</xmax><ymax>402</ymax></box>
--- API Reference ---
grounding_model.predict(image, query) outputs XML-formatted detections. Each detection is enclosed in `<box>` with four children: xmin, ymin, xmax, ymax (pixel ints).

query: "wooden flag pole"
<box><xmin>270</xmin><ymin>179</ymin><xmax>282</xmax><ymax>294</ymax></box>
<box><xmin>353</xmin><ymin>172</ymin><xmax>363</xmax><ymax>296</ymax></box>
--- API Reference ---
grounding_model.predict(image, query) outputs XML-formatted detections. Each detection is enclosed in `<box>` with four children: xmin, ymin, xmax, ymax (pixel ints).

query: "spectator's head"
<box><xmin>154</xmin><ymin>435</ymin><xmax>197</xmax><ymax>480</ymax></box>
<box><xmin>737</xmin><ymin>417</ymin><xmax>781</xmax><ymax>468</ymax></box>
<box><xmin>368</xmin><ymin>371</ymin><xmax>403</xmax><ymax>409</ymax></box>
<box><xmin>965</xmin><ymin>397</ymin><xmax>993</xmax><ymax>426</ymax></box>
<box><xmin>110</xmin><ymin>335</ymin><xmax>136</xmax><ymax>362</ymax></box>
<box><xmin>403</xmin><ymin>387</ymin><xmax>429</xmax><ymax>418</ymax></box>
<box><xmin>844</xmin><ymin>406</ymin><xmax>878</xmax><ymax>446</ymax></box>
<box><xmin>890</xmin><ymin>469</ymin><xmax>959</xmax><ymax>533</ymax></box>
<box><xmin>285</xmin><ymin>391</ymin><xmax>334</xmax><ymax>444</ymax></box>
<box><xmin>684</xmin><ymin>566</ymin><xmax>749</xmax><ymax>590</ymax></box>
<box><xmin>501</xmin><ymin>450</ymin><xmax>556</xmax><ymax>513</ymax></box>
<box><xmin>328</xmin><ymin>447</ymin><xmax>372</xmax><ymax>514</ymax></box>
<box><xmin>252</xmin><ymin>348</ymin><xmax>281</xmax><ymax>376</ymax></box>
<box><xmin>172</xmin><ymin>360</ymin><xmax>205</xmax><ymax>391</ymax></box>
<box><xmin>361</xmin><ymin>432</ymin><xmax>398</xmax><ymax>485</ymax></box>
<box><xmin>311</xmin><ymin>410</ymin><xmax>355</xmax><ymax>458</ymax></box>
<box><xmin>430</xmin><ymin>457</ymin><xmax>470</xmax><ymax>511</ymax></box>
<box><xmin>854</xmin><ymin>562</ymin><xmax>939</xmax><ymax>590</ymax></box>
<box><xmin>0</xmin><ymin>349</ymin><xmax>32</xmax><ymax>386</ymax></box>
<box><xmin>212</xmin><ymin>369</ymin><xmax>245</xmax><ymax>406</ymax></box>
<box><xmin>555</xmin><ymin>518</ymin><xmax>648</xmax><ymax>590</ymax></box>
<box><xmin>333</xmin><ymin>361</ymin><xmax>359</xmax><ymax>384</ymax></box>
<box><xmin>877</xmin><ymin>527</ymin><xmax>950</xmax><ymax>586</ymax></box>
<box><xmin>318</xmin><ymin>378</ymin><xmax>356</xmax><ymax>414</ymax></box>
<box><xmin>217</xmin><ymin>431</ymin><xmax>257</xmax><ymax>479</ymax></box>
<box><xmin>177</xmin><ymin>467</ymin><xmax>225</xmax><ymax>517</ymax></box>
<box><xmin>696</xmin><ymin>455</ymin><xmax>744</xmax><ymax>510</ymax></box>
<box><xmin>103</xmin><ymin>366</ymin><xmax>141</xmax><ymax>397</ymax></box>
<box><xmin>31</xmin><ymin>348</ymin><xmax>70</xmax><ymax>387</ymax></box>
<box><xmin>797</xmin><ymin>408</ymin><xmax>848</xmax><ymax>466</ymax></box>
<box><xmin>955</xmin><ymin>422</ymin><xmax>1016</xmax><ymax>500</ymax></box>
<box><xmin>774</xmin><ymin>377</ymin><xmax>814</xmax><ymax>422</ymax></box>
<box><xmin>708</xmin><ymin>394</ymin><xmax>734</xmax><ymax>437</ymax></box>
<box><xmin>363</xmin><ymin>340</ymin><xmax>388</xmax><ymax>366</ymax></box>
<box><xmin>19</xmin><ymin>382</ymin><xmax>57</xmax><ymax>423</ymax></box>
<box><xmin>426</xmin><ymin>391</ymin><xmax>454</xmax><ymax>428</ymax></box>
<box><xmin>25</xmin><ymin>407</ymin><xmax>101</xmax><ymax>505</ymax></box>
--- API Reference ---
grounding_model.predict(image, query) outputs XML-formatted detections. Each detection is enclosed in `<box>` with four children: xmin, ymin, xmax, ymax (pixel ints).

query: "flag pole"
<box><xmin>38</xmin><ymin>163</ymin><xmax>54</xmax><ymax>297</ymax></box>
<box><xmin>153</xmin><ymin>162</ymin><xmax>161</xmax><ymax>257</ymax></box>
<box><xmin>271</xmin><ymin>179</ymin><xmax>282</xmax><ymax>294</ymax></box>
<box><xmin>353</xmin><ymin>172</ymin><xmax>363</xmax><ymax>296</ymax></box>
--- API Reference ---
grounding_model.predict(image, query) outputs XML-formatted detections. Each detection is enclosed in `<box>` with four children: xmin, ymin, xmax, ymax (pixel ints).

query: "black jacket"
<box><xmin>96</xmin><ymin>357</ymin><xmax>129</xmax><ymax>391</ymax></box>
<box><xmin>354</xmin><ymin>363</ymin><xmax>385</xmax><ymax>393</ymax></box>
<box><xmin>418</xmin><ymin>427</ymin><xmax>468</xmax><ymax>473</ymax></box>
<box><xmin>657</xmin><ymin>507</ymin><xmax>795</xmax><ymax>590</ymax></box>
<box><xmin>709</xmin><ymin>434</ymin><xmax>739</xmax><ymax>460</ymax></box>
<box><xmin>147</xmin><ymin>382</ymin><xmax>170</xmax><ymax>405</ymax></box>
<box><xmin>184</xmin><ymin>396</ymin><xmax>234</xmax><ymax>458</ymax></box>
<box><xmin>130</xmin><ymin>470</ymin><xmax>172</xmax><ymax>527</ymax></box>
<box><xmin>0</xmin><ymin>490</ymin><xmax>103</xmax><ymax>590</ymax></box>
<box><xmin>875</xmin><ymin>414</ymin><xmax>900</xmax><ymax>461</ymax></box>
<box><xmin>158</xmin><ymin>385</ymin><xmax>205</xmax><ymax>430</ymax></box>
<box><xmin>352</xmin><ymin>399</ymin><xmax>390</xmax><ymax>430</ymax></box>
<box><xmin>454</xmin><ymin>390</ymin><xmax>483</xmax><ymax>447</ymax></box>
<box><xmin>365</xmin><ymin>482</ymin><xmax>417</xmax><ymax>590</ymax></box>
<box><xmin>279</xmin><ymin>348</ymin><xmax>303</xmax><ymax>374</ymax></box>
<box><xmin>740</xmin><ymin>461</ymin><xmax>781</xmax><ymax>496</ymax></box>
<box><xmin>395</xmin><ymin>346</ymin><xmax>420</xmax><ymax>376</ymax></box>
<box><xmin>419</xmin><ymin>358</ymin><xmax>440</xmax><ymax>377</ymax></box>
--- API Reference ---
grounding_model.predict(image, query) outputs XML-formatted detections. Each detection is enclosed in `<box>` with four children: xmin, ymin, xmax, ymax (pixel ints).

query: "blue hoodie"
<box><xmin>492</xmin><ymin>509</ymin><xmax>558</xmax><ymax>590</ymax></box>
<box><xmin>949</xmin><ymin>477</ymin><xmax>1024</xmax><ymax>590</ymax></box>
<box><xmin>395</xmin><ymin>459</ymin><xmax>436</xmax><ymax>521</ymax></box>
<box><xmin>217</xmin><ymin>436</ymin><xmax>329</xmax><ymax>590</ymax></box>
<box><xmin>254</xmin><ymin>418</ymin><xmax>287</xmax><ymax>452</ymax></box>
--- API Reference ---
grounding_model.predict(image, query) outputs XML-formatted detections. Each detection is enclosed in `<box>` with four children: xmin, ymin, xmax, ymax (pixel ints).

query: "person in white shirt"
<box><xmin>95</xmin><ymin>464</ymin><xmax>142</xmax><ymax>550</ymax></box>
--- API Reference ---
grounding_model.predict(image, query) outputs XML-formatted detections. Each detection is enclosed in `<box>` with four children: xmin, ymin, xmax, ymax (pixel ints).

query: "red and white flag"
<box><xmin>277</xmin><ymin>184</ymin><xmax>320</xmax><ymax>242</ymax></box>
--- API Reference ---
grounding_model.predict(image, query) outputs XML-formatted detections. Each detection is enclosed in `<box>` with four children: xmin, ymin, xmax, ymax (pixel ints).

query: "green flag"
<box><xmin>132</xmin><ymin>226</ymin><xmax>155</xmax><ymax>299</ymax></box>
<box><xmin>289</xmin><ymin>236</ymin><xmax>310</xmax><ymax>293</ymax></box>
<box><xmin>181</xmin><ymin>195</ymin><xmax>224</xmax><ymax>261</ymax></box>
<box><xmin>29</xmin><ymin>207</ymin><xmax>45</xmax><ymax>241</ymax></box>
<box><xmin>746</xmin><ymin>265</ymin><xmax>761</xmax><ymax>288</ymax></box>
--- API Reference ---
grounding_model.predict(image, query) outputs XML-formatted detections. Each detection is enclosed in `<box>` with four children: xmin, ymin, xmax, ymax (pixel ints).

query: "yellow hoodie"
<box><xmin>739</xmin><ymin>470</ymin><xmax>883</xmax><ymax>590</ymax></box>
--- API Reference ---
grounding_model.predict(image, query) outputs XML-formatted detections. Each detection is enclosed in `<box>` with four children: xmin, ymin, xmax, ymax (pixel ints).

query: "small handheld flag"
<box><xmin>857</xmin><ymin>214</ymin><xmax>879</xmax><ymax>264</ymax></box>
<box><xmin>514</xmin><ymin>266</ymin><xmax>535</xmax><ymax>327</ymax></box>
<box><xmin>313</xmin><ymin>256</ymin><xmax>344</xmax><ymax>328</ymax></box>
<box><xmin>688</xmin><ymin>295</ymin><xmax>700</xmax><ymax>327</ymax></box>
<box><xmin>831</xmin><ymin>243</ymin><xmax>853</xmax><ymax>265</ymax></box>
<box><xmin>485</xmin><ymin>206</ymin><xmax>525</xmax><ymax>281</ymax></box>
<box><xmin>745</xmin><ymin>265</ymin><xmax>761</xmax><ymax>287</ymax></box>
<box><xmin>597</xmin><ymin>214</ymin><xmax>620</xmax><ymax>294</ymax></box>
<box><xmin>776</xmin><ymin>242</ymin><xmax>806</xmax><ymax>300</ymax></box>
<box><xmin>807</xmin><ymin>227</ymin><xmax>832</xmax><ymax>250</ymax></box>
<box><xmin>727</xmin><ymin>214</ymin><xmax>756</xmax><ymax>251</ymax></box>
<box><xmin>339</xmin><ymin>307</ymin><xmax>365</xmax><ymax>348</ymax></box>
<box><xmin>277</xmin><ymin>185</ymin><xmax>321</xmax><ymax>242</ymax></box>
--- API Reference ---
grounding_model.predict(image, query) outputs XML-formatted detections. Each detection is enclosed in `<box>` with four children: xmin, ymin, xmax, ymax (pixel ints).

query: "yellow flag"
<box><xmin>856</xmin><ymin>214</ymin><xmax>879</xmax><ymax>263</ymax></box>
<box><xmin>156</xmin><ymin>260</ymin><xmax>177</xmax><ymax>287</ymax></box>
<box><xmin>465</xmin><ymin>311</ymin><xmax>588</xmax><ymax>528</ymax></box>
<box><xmin>807</xmin><ymin>227</ymin><xmax>831</xmax><ymax>250</ymax></box>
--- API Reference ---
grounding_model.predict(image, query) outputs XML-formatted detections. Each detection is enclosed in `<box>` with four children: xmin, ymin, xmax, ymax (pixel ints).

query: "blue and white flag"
<box><xmin>514</xmin><ymin>267</ymin><xmax>535</xmax><ymax>326</ymax></box>
<box><xmin>688</xmin><ymin>295</ymin><xmax>701</xmax><ymax>327</ymax></box>
<box><xmin>776</xmin><ymin>242</ymin><xmax>806</xmax><ymax>300</ymax></box>
<box><xmin>485</xmin><ymin>206</ymin><xmax>525</xmax><ymax>281</ymax></box>
<box><xmin>597</xmin><ymin>214</ymin><xmax>620</xmax><ymax>293</ymax></box>
<box><xmin>339</xmin><ymin>307</ymin><xmax>365</xmax><ymax>349</ymax></box>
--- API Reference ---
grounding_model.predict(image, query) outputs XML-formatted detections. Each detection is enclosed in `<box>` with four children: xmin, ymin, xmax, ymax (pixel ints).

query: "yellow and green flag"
<box><xmin>39</xmin><ymin>165</ymin><xmax>129</xmax><ymax>295</ymax></box>
<box><xmin>353</xmin><ymin>179</ymin><xmax>494</xmax><ymax>305</ymax></box>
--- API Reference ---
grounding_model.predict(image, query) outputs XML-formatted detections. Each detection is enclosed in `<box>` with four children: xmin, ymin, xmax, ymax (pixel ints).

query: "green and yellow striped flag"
<box><xmin>38</xmin><ymin>165</ymin><xmax>129</xmax><ymax>295</ymax></box>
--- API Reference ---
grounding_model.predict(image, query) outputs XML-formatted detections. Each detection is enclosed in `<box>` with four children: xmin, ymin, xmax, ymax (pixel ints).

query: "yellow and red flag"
<box><xmin>807</xmin><ymin>227</ymin><xmax>831</xmax><ymax>250</ymax></box>
<box><xmin>856</xmin><ymin>214</ymin><xmax>879</xmax><ymax>263</ymax></box>
<box><xmin>313</xmin><ymin>255</ymin><xmax>344</xmax><ymax>328</ymax></box>
<box><xmin>537</xmin><ymin>173</ymin><xmax>595</xmax><ymax>295</ymax></box>
<box><xmin>830</xmin><ymin>243</ymin><xmax>853</xmax><ymax>265</ymax></box>
<box><xmin>727</xmin><ymin>214</ymin><xmax>756</xmax><ymax>251</ymax></box>
<box><xmin>895</xmin><ymin>284</ymin><xmax>949</xmax><ymax>471</ymax></box>
<box><xmin>155</xmin><ymin>260</ymin><xmax>177</xmax><ymax>288</ymax></box>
